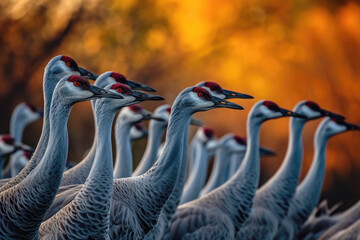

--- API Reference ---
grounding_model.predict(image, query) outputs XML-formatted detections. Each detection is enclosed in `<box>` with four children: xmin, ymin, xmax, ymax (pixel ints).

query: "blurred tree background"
<box><xmin>0</xmin><ymin>0</ymin><xmax>359</xmax><ymax>211</ymax></box>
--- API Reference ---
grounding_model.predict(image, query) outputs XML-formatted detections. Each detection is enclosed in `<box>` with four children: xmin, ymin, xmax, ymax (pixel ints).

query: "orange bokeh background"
<box><xmin>0</xmin><ymin>0</ymin><xmax>359</xmax><ymax>211</ymax></box>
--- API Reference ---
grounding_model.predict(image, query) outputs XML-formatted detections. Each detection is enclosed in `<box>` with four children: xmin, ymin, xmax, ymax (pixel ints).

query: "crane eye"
<box><xmin>66</xmin><ymin>61</ymin><xmax>71</xmax><ymax>67</ymax></box>
<box><xmin>117</xmin><ymin>88</ymin><xmax>123</xmax><ymax>93</ymax></box>
<box><xmin>74</xmin><ymin>81</ymin><xmax>80</xmax><ymax>87</ymax></box>
<box><xmin>197</xmin><ymin>92</ymin><xmax>204</xmax><ymax>98</ymax></box>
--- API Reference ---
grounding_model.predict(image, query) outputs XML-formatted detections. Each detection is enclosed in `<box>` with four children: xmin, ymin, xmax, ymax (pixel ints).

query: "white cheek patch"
<box><xmin>328</xmin><ymin>121</ymin><xmax>347</xmax><ymax>134</ymax></box>
<box><xmin>130</xmin><ymin>127</ymin><xmax>143</xmax><ymax>139</ymax></box>
<box><xmin>189</xmin><ymin>92</ymin><xmax>214</xmax><ymax>108</ymax></box>
<box><xmin>303</xmin><ymin>106</ymin><xmax>321</xmax><ymax>118</ymax></box>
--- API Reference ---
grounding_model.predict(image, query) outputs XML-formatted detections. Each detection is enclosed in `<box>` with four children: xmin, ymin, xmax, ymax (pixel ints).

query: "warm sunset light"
<box><xmin>0</xmin><ymin>0</ymin><xmax>359</xmax><ymax>237</ymax></box>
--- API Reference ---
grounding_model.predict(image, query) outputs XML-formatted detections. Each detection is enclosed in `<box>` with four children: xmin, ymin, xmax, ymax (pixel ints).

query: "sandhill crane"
<box><xmin>180</xmin><ymin>127</ymin><xmax>217</xmax><ymax>204</ymax></box>
<box><xmin>60</xmin><ymin>71</ymin><xmax>157</xmax><ymax>186</ymax></box>
<box><xmin>275</xmin><ymin>118</ymin><xmax>360</xmax><ymax>239</ymax></box>
<box><xmin>0</xmin><ymin>75</ymin><xmax>121</xmax><ymax>238</ymax></box>
<box><xmin>0</xmin><ymin>135</ymin><xmax>21</xmax><ymax>160</ymax></box>
<box><xmin>148</xmin><ymin>84</ymin><xmax>253</xmax><ymax>239</ymax></box>
<box><xmin>238</xmin><ymin>101</ymin><xmax>344</xmax><ymax>239</ymax></box>
<box><xmin>39</xmin><ymin>83</ymin><xmax>162</xmax><ymax>239</ymax></box>
<box><xmin>113</xmin><ymin>105</ymin><xmax>164</xmax><ymax>178</ymax></box>
<box><xmin>130</xmin><ymin>123</ymin><xmax>148</xmax><ymax>145</ymax></box>
<box><xmin>163</xmin><ymin>100</ymin><xmax>305</xmax><ymax>239</ymax></box>
<box><xmin>42</xmin><ymin>86</ymin><xmax>243</xmax><ymax>239</ymax></box>
<box><xmin>0</xmin><ymin>56</ymin><xmax>97</xmax><ymax>191</ymax></box>
<box><xmin>10</xmin><ymin>102</ymin><xmax>43</xmax><ymax>142</ymax></box>
<box><xmin>133</xmin><ymin>104</ymin><xmax>171</xmax><ymax>176</ymax></box>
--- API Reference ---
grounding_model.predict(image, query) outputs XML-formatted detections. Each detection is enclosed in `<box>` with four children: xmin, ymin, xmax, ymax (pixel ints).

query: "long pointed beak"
<box><xmin>141</xmin><ymin>110</ymin><xmax>165</xmax><ymax>122</ymax></box>
<box><xmin>132</xmin><ymin>91</ymin><xmax>164</xmax><ymax>102</ymax></box>
<box><xmin>78</xmin><ymin>67</ymin><xmax>98</xmax><ymax>80</ymax></box>
<box><xmin>345</xmin><ymin>122</ymin><xmax>360</xmax><ymax>130</ymax></box>
<box><xmin>259</xmin><ymin>146</ymin><xmax>276</xmax><ymax>157</ymax></box>
<box><xmin>127</xmin><ymin>80</ymin><xmax>157</xmax><ymax>92</ymax></box>
<box><xmin>212</xmin><ymin>96</ymin><xmax>244</xmax><ymax>110</ymax></box>
<box><xmin>319</xmin><ymin>108</ymin><xmax>345</xmax><ymax>120</ymax></box>
<box><xmin>89</xmin><ymin>85</ymin><xmax>124</xmax><ymax>99</ymax></box>
<box><xmin>190</xmin><ymin>118</ymin><xmax>203</xmax><ymax>126</ymax></box>
<box><xmin>223</xmin><ymin>89</ymin><xmax>254</xmax><ymax>99</ymax></box>
<box><xmin>280</xmin><ymin>108</ymin><xmax>306</xmax><ymax>118</ymax></box>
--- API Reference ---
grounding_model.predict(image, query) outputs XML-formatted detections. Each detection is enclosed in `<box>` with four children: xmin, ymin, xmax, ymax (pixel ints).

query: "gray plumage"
<box><xmin>0</xmin><ymin>56</ymin><xmax>97</xmax><ymax>192</ymax></box>
<box><xmin>240</xmin><ymin>101</ymin><xmax>340</xmax><ymax>239</ymax></box>
<box><xmin>0</xmin><ymin>75</ymin><xmax>109</xmax><ymax>239</ymax></box>
<box><xmin>40</xmin><ymin>84</ymin><xmax>125</xmax><ymax>239</ymax></box>
<box><xmin>275</xmin><ymin>117</ymin><xmax>360</xmax><ymax>239</ymax></box>
<box><xmin>165</xmin><ymin>100</ymin><xmax>291</xmax><ymax>240</ymax></box>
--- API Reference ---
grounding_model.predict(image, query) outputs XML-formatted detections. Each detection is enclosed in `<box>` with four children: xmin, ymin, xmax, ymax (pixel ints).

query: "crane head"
<box><xmin>109</xmin><ymin>72</ymin><xmax>157</xmax><ymax>92</ymax></box>
<box><xmin>196</xmin><ymin>81</ymin><xmax>253</xmax><ymax>100</ymax></box>
<box><xmin>256</xmin><ymin>100</ymin><xmax>306</xmax><ymax>121</ymax></box>
<box><xmin>60</xmin><ymin>56</ymin><xmax>98</xmax><ymax>80</ymax></box>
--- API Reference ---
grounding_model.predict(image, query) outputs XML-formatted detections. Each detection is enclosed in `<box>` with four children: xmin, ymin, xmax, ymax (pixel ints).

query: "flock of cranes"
<box><xmin>0</xmin><ymin>55</ymin><xmax>359</xmax><ymax>239</ymax></box>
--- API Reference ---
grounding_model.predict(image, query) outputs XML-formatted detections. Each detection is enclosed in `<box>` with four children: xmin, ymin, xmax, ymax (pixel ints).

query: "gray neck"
<box><xmin>113</xmin><ymin>116</ymin><xmax>133</xmax><ymax>178</ymax></box>
<box><xmin>10</xmin><ymin>104</ymin><xmax>28</xmax><ymax>142</ymax></box>
<box><xmin>66</xmin><ymin>100</ymin><xmax>114</xmax><ymax>235</ymax></box>
<box><xmin>133</xmin><ymin>120</ymin><xmax>166</xmax><ymax>176</ymax></box>
<box><xmin>289</xmin><ymin>122</ymin><xmax>329</xmax><ymax>230</ymax></box>
<box><xmin>0</xmin><ymin>70</ymin><xmax>59</xmax><ymax>192</ymax></box>
<box><xmin>254</xmin><ymin>117</ymin><xmax>307</xmax><ymax>218</ymax></box>
<box><xmin>181</xmin><ymin>139</ymin><xmax>208</xmax><ymax>204</ymax></box>
<box><xmin>228</xmin><ymin>152</ymin><xmax>245</xmax><ymax>177</ymax></box>
<box><xmin>201</xmin><ymin>144</ymin><xmax>231</xmax><ymax>196</ymax></box>
<box><xmin>211</xmin><ymin>118</ymin><xmax>262</xmax><ymax>230</ymax></box>
<box><xmin>13</xmin><ymin>92</ymin><xmax>71</xmax><ymax>227</ymax></box>
<box><xmin>126</xmin><ymin>99</ymin><xmax>191</xmax><ymax>234</ymax></box>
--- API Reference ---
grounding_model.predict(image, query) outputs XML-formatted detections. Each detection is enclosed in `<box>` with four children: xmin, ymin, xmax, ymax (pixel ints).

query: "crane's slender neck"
<box><xmin>113</xmin><ymin>116</ymin><xmax>133</xmax><ymax>178</ymax></box>
<box><xmin>296</xmin><ymin>126</ymin><xmax>329</xmax><ymax>202</ymax></box>
<box><xmin>228</xmin><ymin>152</ymin><xmax>245</xmax><ymax>178</ymax></box>
<box><xmin>59</xmin><ymin>99</ymin><xmax>114</xmax><ymax>236</ymax></box>
<box><xmin>253</xmin><ymin>117</ymin><xmax>307</xmax><ymax>218</ymax></box>
<box><xmin>123</xmin><ymin>98</ymin><xmax>191</xmax><ymax>234</ymax></box>
<box><xmin>208</xmin><ymin>116</ymin><xmax>263</xmax><ymax>230</ymax></box>
<box><xmin>181</xmin><ymin>139</ymin><xmax>208</xmax><ymax>204</ymax></box>
<box><xmin>60</xmin><ymin>100</ymin><xmax>97</xmax><ymax>186</ymax></box>
<box><xmin>0</xmin><ymin>71</ymin><xmax>59</xmax><ymax>193</ymax></box>
<box><xmin>133</xmin><ymin>120</ymin><xmax>166</xmax><ymax>176</ymax></box>
<box><xmin>5</xmin><ymin>91</ymin><xmax>72</xmax><ymax>232</ymax></box>
<box><xmin>201</xmin><ymin>142</ymin><xmax>231</xmax><ymax>196</ymax></box>
<box><xmin>10</xmin><ymin>105</ymin><xmax>27</xmax><ymax>142</ymax></box>
<box><xmin>288</xmin><ymin>121</ymin><xmax>330</xmax><ymax>230</ymax></box>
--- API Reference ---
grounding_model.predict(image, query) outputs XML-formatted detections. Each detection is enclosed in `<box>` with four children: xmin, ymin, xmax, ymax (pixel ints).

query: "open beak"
<box><xmin>259</xmin><ymin>146</ymin><xmax>276</xmax><ymax>157</ymax></box>
<box><xmin>132</xmin><ymin>91</ymin><xmax>164</xmax><ymax>102</ymax></box>
<box><xmin>223</xmin><ymin>89</ymin><xmax>254</xmax><ymax>99</ymax></box>
<box><xmin>127</xmin><ymin>80</ymin><xmax>157</xmax><ymax>92</ymax></box>
<box><xmin>190</xmin><ymin>118</ymin><xmax>203</xmax><ymax>126</ymax></box>
<box><xmin>79</xmin><ymin>67</ymin><xmax>98</xmax><ymax>80</ymax></box>
<box><xmin>212</xmin><ymin>96</ymin><xmax>244</xmax><ymax>110</ymax></box>
<box><xmin>89</xmin><ymin>85</ymin><xmax>124</xmax><ymax>99</ymax></box>
<box><xmin>319</xmin><ymin>108</ymin><xmax>345</xmax><ymax>120</ymax></box>
<box><xmin>345</xmin><ymin>122</ymin><xmax>360</xmax><ymax>131</ymax></box>
<box><xmin>280</xmin><ymin>108</ymin><xmax>306</xmax><ymax>118</ymax></box>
